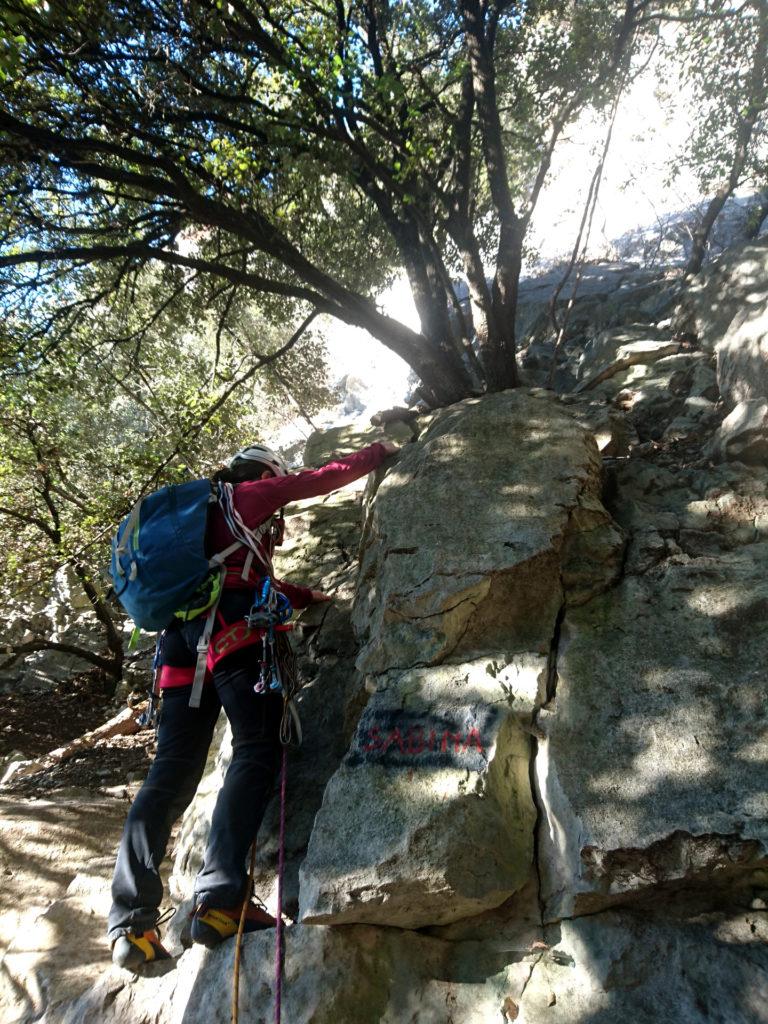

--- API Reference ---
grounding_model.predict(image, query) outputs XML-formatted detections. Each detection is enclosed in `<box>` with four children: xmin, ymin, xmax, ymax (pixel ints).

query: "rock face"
<box><xmin>539</xmin><ymin>548</ymin><xmax>768</xmax><ymax>920</ymax></box>
<box><xmin>711</xmin><ymin>398</ymin><xmax>768</xmax><ymax>464</ymax></box>
<box><xmin>7</xmin><ymin>242</ymin><xmax>768</xmax><ymax>1024</ymax></box>
<box><xmin>299</xmin><ymin>392</ymin><xmax>624</xmax><ymax>928</ymax></box>
<box><xmin>682</xmin><ymin>236</ymin><xmax>768</xmax><ymax>409</ymax></box>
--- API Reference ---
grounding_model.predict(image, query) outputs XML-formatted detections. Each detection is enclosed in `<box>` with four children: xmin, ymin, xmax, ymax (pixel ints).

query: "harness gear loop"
<box><xmin>138</xmin><ymin>635</ymin><xmax>164</xmax><ymax>731</ymax></box>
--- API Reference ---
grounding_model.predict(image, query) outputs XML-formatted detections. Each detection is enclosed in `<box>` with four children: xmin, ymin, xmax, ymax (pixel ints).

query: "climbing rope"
<box><xmin>231</xmin><ymin>578</ymin><xmax>301</xmax><ymax>1024</ymax></box>
<box><xmin>274</xmin><ymin>745</ymin><xmax>288</xmax><ymax>1024</ymax></box>
<box><xmin>231</xmin><ymin>746</ymin><xmax>291</xmax><ymax>1024</ymax></box>
<box><xmin>232</xmin><ymin>843</ymin><xmax>257</xmax><ymax>1024</ymax></box>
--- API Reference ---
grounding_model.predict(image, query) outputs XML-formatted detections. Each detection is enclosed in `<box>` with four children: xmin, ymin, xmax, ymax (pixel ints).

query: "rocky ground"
<box><xmin>0</xmin><ymin>669</ymin><xmax>158</xmax><ymax>1021</ymax></box>
<box><xmin>0</xmin><ymin>670</ymin><xmax>155</xmax><ymax>794</ymax></box>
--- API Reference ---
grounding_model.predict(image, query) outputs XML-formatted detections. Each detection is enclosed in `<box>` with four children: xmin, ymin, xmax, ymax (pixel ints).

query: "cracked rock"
<box><xmin>300</xmin><ymin>392</ymin><xmax>622</xmax><ymax>927</ymax></box>
<box><xmin>537</xmin><ymin>548</ymin><xmax>768</xmax><ymax>921</ymax></box>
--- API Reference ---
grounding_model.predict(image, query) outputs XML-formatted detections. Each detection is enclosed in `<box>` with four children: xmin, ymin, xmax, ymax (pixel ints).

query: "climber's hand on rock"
<box><xmin>309</xmin><ymin>590</ymin><xmax>333</xmax><ymax>603</ymax></box>
<box><xmin>381</xmin><ymin>440</ymin><xmax>400</xmax><ymax>455</ymax></box>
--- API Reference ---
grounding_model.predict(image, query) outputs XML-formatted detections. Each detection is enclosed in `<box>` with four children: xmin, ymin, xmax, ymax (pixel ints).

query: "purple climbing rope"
<box><xmin>274</xmin><ymin>745</ymin><xmax>288</xmax><ymax>1024</ymax></box>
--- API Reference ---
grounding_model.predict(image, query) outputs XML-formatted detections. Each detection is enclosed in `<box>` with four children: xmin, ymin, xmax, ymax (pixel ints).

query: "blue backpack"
<box><xmin>110</xmin><ymin>478</ymin><xmax>280</xmax><ymax>706</ymax></box>
<box><xmin>110</xmin><ymin>479</ymin><xmax>224</xmax><ymax>632</ymax></box>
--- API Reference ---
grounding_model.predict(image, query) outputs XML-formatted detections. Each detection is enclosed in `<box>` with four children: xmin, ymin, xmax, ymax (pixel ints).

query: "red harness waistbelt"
<box><xmin>158</xmin><ymin>621</ymin><xmax>293</xmax><ymax>690</ymax></box>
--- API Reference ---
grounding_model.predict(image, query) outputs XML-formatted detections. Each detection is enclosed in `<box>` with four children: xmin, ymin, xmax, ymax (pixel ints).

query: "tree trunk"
<box><xmin>461</xmin><ymin>0</ymin><xmax>522</xmax><ymax>390</ymax></box>
<box><xmin>684</xmin><ymin>0</ymin><xmax>768</xmax><ymax>277</ymax></box>
<box><xmin>70</xmin><ymin>560</ymin><xmax>124</xmax><ymax>679</ymax></box>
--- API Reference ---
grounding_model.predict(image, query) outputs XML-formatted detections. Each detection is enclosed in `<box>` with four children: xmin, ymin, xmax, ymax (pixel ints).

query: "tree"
<box><xmin>669</xmin><ymin>0</ymin><xmax>768</xmax><ymax>276</ymax></box>
<box><xmin>0</xmin><ymin>275</ymin><xmax>336</xmax><ymax>681</ymax></box>
<box><xmin>0</xmin><ymin>0</ymin><xmax>654</xmax><ymax>407</ymax></box>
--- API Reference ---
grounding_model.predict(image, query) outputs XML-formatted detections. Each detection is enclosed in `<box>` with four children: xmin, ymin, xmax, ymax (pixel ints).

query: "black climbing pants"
<box><xmin>107</xmin><ymin>623</ymin><xmax>283</xmax><ymax>941</ymax></box>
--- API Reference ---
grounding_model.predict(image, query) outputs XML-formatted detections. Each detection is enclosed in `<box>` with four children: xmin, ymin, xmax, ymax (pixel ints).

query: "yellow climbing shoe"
<box><xmin>188</xmin><ymin>899</ymin><xmax>276</xmax><ymax>949</ymax></box>
<box><xmin>112</xmin><ymin>928</ymin><xmax>172</xmax><ymax>970</ymax></box>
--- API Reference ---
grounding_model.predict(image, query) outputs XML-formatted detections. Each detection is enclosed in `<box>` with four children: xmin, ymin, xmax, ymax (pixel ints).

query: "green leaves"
<box><xmin>0</xmin><ymin>260</ymin><xmax>336</xmax><ymax>641</ymax></box>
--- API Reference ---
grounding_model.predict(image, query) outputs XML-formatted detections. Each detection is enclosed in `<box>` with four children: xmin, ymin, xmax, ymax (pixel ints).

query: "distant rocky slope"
<box><xmin>3</xmin><ymin>238</ymin><xmax>768</xmax><ymax>1024</ymax></box>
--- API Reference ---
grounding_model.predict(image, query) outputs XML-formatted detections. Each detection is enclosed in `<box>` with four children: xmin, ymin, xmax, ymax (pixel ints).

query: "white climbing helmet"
<box><xmin>227</xmin><ymin>443</ymin><xmax>288</xmax><ymax>477</ymax></box>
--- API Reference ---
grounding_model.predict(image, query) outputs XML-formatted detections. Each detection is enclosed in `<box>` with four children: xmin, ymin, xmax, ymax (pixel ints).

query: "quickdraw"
<box><xmin>138</xmin><ymin>635</ymin><xmax>163</xmax><ymax>731</ymax></box>
<box><xmin>246</xmin><ymin>577</ymin><xmax>293</xmax><ymax>695</ymax></box>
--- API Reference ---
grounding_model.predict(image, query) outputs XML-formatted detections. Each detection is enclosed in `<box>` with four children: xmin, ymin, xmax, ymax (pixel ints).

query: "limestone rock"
<box><xmin>558</xmin><ymin>396</ymin><xmax>638</xmax><ymax>458</ymax></box>
<box><xmin>39</xmin><ymin>895</ymin><xmax>768</xmax><ymax>1024</ymax></box>
<box><xmin>576</xmin><ymin>339</ymin><xmax>681</xmax><ymax>394</ymax></box>
<box><xmin>710</xmin><ymin>398</ymin><xmax>768</xmax><ymax>465</ymax></box>
<box><xmin>718</xmin><ymin>303</ymin><xmax>768</xmax><ymax>408</ymax></box>
<box><xmin>521</xmin><ymin>908</ymin><xmax>768</xmax><ymax>1024</ymax></box>
<box><xmin>537</xmin><ymin>545</ymin><xmax>768</xmax><ymax>921</ymax></box>
<box><xmin>353</xmin><ymin>392</ymin><xmax>624</xmax><ymax>677</ymax></box>
<box><xmin>681</xmin><ymin>237</ymin><xmax>768</xmax><ymax>407</ymax></box>
<box><xmin>514</xmin><ymin>264</ymin><xmax>668</xmax><ymax>347</ymax></box>
<box><xmin>43</xmin><ymin>922</ymin><xmax>540</xmax><ymax>1024</ymax></box>
<box><xmin>302</xmin><ymin>419</ymin><xmax>412</xmax><ymax>467</ymax></box>
<box><xmin>578</xmin><ymin>324</ymin><xmax>672</xmax><ymax>380</ymax></box>
<box><xmin>299</xmin><ymin>392</ymin><xmax>624</xmax><ymax>928</ymax></box>
<box><xmin>299</xmin><ymin>660</ymin><xmax>539</xmax><ymax>928</ymax></box>
<box><xmin>596</xmin><ymin>352</ymin><xmax>716</xmax><ymax>442</ymax></box>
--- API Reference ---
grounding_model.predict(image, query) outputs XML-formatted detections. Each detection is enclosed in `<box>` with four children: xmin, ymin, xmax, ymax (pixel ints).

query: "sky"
<box><xmin>320</xmin><ymin>277</ymin><xmax>420</xmax><ymax>420</ymax></box>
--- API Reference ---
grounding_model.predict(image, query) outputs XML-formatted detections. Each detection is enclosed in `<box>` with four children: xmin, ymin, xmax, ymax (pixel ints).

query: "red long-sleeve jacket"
<box><xmin>208</xmin><ymin>442</ymin><xmax>389</xmax><ymax>606</ymax></box>
<box><xmin>158</xmin><ymin>443</ymin><xmax>389</xmax><ymax>689</ymax></box>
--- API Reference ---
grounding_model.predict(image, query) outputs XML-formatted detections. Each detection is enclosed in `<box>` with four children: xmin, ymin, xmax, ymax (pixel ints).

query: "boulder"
<box><xmin>37</xmin><ymin>895</ymin><xmax>768</xmax><ymax>1024</ymax></box>
<box><xmin>299</xmin><ymin>660</ymin><xmax>540</xmax><ymax>928</ymax></box>
<box><xmin>302</xmin><ymin>418</ymin><xmax>413</xmax><ymax>467</ymax></box>
<box><xmin>521</xmin><ymin>907</ymin><xmax>768</xmax><ymax>1024</ymax></box>
<box><xmin>559</xmin><ymin>395</ymin><xmax>639</xmax><ymax>457</ymax></box>
<box><xmin>681</xmin><ymin>237</ymin><xmax>768</xmax><ymax>407</ymax></box>
<box><xmin>710</xmin><ymin>398</ymin><xmax>768</xmax><ymax>465</ymax></box>
<box><xmin>515</xmin><ymin>264</ymin><xmax>668</xmax><ymax>347</ymax></box>
<box><xmin>42</xmin><ymin>920</ymin><xmax>542</xmax><ymax>1024</ymax></box>
<box><xmin>353</xmin><ymin>392</ymin><xmax>624</xmax><ymax>677</ymax></box>
<box><xmin>582</xmin><ymin>352</ymin><xmax>717</xmax><ymax>442</ymax></box>
<box><xmin>578</xmin><ymin>324</ymin><xmax>672</xmax><ymax>380</ymax></box>
<box><xmin>718</xmin><ymin>302</ymin><xmax>768</xmax><ymax>408</ymax></box>
<box><xmin>299</xmin><ymin>392</ymin><xmax>624</xmax><ymax>928</ymax></box>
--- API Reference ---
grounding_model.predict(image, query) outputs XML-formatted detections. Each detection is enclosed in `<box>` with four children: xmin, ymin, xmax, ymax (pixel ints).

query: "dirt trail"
<box><xmin>0</xmin><ymin>673</ymin><xmax>158</xmax><ymax>1023</ymax></box>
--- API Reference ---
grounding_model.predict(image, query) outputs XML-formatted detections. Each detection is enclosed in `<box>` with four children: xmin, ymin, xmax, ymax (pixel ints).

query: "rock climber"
<box><xmin>109</xmin><ymin>439</ymin><xmax>397</xmax><ymax>970</ymax></box>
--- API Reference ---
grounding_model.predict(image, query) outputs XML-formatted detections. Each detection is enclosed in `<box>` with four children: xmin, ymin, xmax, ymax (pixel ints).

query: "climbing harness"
<box><xmin>138</xmin><ymin>636</ymin><xmax>164</xmax><ymax>731</ymax></box>
<box><xmin>188</xmin><ymin>485</ymin><xmax>283</xmax><ymax>710</ymax></box>
<box><xmin>245</xmin><ymin>577</ymin><xmax>302</xmax><ymax>746</ymax></box>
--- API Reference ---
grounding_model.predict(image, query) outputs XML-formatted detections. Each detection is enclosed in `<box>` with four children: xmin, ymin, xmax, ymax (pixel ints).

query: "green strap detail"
<box><xmin>174</xmin><ymin>569</ymin><xmax>223</xmax><ymax>622</ymax></box>
<box><xmin>129</xmin><ymin>626</ymin><xmax>142</xmax><ymax>650</ymax></box>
